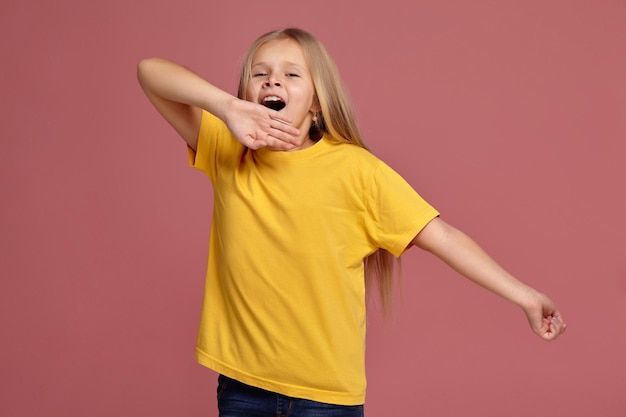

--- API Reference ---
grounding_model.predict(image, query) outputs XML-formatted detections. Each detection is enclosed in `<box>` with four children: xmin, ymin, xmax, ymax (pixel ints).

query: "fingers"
<box><xmin>551</xmin><ymin>313</ymin><xmax>567</xmax><ymax>336</ymax></box>
<box><xmin>226</xmin><ymin>100</ymin><xmax>303</xmax><ymax>150</ymax></box>
<box><xmin>250</xmin><ymin>121</ymin><xmax>301</xmax><ymax>150</ymax></box>
<box><xmin>257</xmin><ymin>135</ymin><xmax>297</xmax><ymax>151</ymax></box>
<box><xmin>244</xmin><ymin>128</ymin><xmax>300</xmax><ymax>151</ymax></box>
<box><xmin>249</xmin><ymin>109</ymin><xmax>302</xmax><ymax>149</ymax></box>
<box><xmin>268</xmin><ymin>116</ymin><xmax>301</xmax><ymax>140</ymax></box>
<box><xmin>268</xmin><ymin>126</ymin><xmax>302</xmax><ymax>146</ymax></box>
<box><xmin>537</xmin><ymin>313</ymin><xmax>567</xmax><ymax>341</ymax></box>
<box><xmin>268</xmin><ymin>110</ymin><xmax>294</xmax><ymax>125</ymax></box>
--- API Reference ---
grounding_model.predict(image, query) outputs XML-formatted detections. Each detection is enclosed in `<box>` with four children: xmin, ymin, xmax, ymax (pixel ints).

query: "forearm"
<box><xmin>137</xmin><ymin>57</ymin><xmax>300</xmax><ymax>151</ymax></box>
<box><xmin>413</xmin><ymin>218</ymin><xmax>540</xmax><ymax>310</ymax></box>
<box><xmin>137</xmin><ymin>57</ymin><xmax>234</xmax><ymax>120</ymax></box>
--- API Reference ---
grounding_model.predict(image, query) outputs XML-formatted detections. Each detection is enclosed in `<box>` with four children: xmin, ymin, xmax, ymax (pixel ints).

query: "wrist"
<box><xmin>516</xmin><ymin>286</ymin><xmax>543</xmax><ymax>313</ymax></box>
<box><xmin>214</xmin><ymin>94</ymin><xmax>238</xmax><ymax>123</ymax></box>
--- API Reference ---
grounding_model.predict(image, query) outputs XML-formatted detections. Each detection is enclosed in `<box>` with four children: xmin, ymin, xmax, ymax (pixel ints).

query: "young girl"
<box><xmin>137</xmin><ymin>28</ymin><xmax>566</xmax><ymax>417</ymax></box>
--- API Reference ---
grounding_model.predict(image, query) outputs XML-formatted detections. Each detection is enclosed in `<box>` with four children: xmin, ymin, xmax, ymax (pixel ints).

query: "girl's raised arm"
<box><xmin>137</xmin><ymin>58</ymin><xmax>300</xmax><ymax>150</ymax></box>
<box><xmin>412</xmin><ymin>217</ymin><xmax>567</xmax><ymax>341</ymax></box>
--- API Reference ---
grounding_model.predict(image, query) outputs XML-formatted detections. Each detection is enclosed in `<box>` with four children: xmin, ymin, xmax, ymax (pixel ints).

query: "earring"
<box><xmin>309</xmin><ymin>112</ymin><xmax>323</xmax><ymax>142</ymax></box>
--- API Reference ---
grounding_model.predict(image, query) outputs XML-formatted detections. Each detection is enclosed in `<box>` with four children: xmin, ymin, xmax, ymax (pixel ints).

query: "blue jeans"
<box><xmin>217</xmin><ymin>375</ymin><xmax>365</xmax><ymax>417</ymax></box>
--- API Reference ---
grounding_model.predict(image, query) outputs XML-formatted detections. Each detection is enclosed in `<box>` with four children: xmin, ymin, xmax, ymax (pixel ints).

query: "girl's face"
<box><xmin>247</xmin><ymin>38</ymin><xmax>320</xmax><ymax>146</ymax></box>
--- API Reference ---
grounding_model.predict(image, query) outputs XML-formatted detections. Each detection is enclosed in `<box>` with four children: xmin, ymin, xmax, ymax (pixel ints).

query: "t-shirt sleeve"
<box><xmin>187</xmin><ymin>110</ymin><xmax>241</xmax><ymax>181</ymax></box>
<box><xmin>366</xmin><ymin>161</ymin><xmax>440</xmax><ymax>257</ymax></box>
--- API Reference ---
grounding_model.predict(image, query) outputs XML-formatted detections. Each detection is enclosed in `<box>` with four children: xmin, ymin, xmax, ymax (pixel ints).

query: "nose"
<box><xmin>264</xmin><ymin>75</ymin><xmax>281</xmax><ymax>87</ymax></box>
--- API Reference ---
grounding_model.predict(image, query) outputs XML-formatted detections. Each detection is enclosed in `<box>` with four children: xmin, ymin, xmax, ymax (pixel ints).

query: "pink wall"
<box><xmin>2</xmin><ymin>1</ymin><xmax>625</xmax><ymax>416</ymax></box>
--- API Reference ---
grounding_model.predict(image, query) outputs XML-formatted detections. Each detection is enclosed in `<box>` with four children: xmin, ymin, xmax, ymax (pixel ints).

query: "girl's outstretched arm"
<box><xmin>412</xmin><ymin>217</ymin><xmax>567</xmax><ymax>341</ymax></box>
<box><xmin>137</xmin><ymin>58</ymin><xmax>300</xmax><ymax>150</ymax></box>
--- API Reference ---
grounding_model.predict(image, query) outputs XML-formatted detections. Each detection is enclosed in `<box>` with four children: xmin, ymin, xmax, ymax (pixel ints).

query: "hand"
<box><xmin>523</xmin><ymin>292</ymin><xmax>567</xmax><ymax>341</ymax></box>
<box><xmin>224</xmin><ymin>99</ymin><xmax>301</xmax><ymax>150</ymax></box>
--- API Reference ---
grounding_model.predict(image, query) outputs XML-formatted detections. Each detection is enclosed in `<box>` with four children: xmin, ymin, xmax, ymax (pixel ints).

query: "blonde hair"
<box><xmin>238</xmin><ymin>28</ymin><xmax>400</xmax><ymax>312</ymax></box>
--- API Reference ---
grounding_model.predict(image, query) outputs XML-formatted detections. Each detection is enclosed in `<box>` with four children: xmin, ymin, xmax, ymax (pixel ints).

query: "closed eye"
<box><xmin>253</xmin><ymin>73</ymin><xmax>268</xmax><ymax>77</ymax></box>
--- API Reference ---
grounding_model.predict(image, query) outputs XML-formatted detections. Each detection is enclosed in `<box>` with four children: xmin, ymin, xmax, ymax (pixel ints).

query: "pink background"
<box><xmin>2</xmin><ymin>1</ymin><xmax>625</xmax><ymax>416</ymax></box>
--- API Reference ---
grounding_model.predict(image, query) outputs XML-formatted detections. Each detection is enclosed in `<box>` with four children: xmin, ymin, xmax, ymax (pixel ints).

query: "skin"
<box><xmin>246</xmin><ymin>38</ymin><xmax>321</xmax><ymax>150</ymax></box>
<box><xmin>137</xmin><ymin>41</ymin><xmax>567</xmax><ymax>342</ymax></box>
<box><xmin>412</xmin><ymin>218</ymin><xmax>566</xmax><ymax>340</ymax></box>
<box><xmin>136</xmin><ymin>64</ymin><xmax>296</xmax><ymax>151</ymax></box>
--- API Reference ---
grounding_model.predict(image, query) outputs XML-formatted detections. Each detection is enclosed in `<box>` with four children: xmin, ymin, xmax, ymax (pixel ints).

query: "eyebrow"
<box><xmin>251</xmin><ymin>61</ymin><xmax>305</xmax><ymax>70</ymax></box>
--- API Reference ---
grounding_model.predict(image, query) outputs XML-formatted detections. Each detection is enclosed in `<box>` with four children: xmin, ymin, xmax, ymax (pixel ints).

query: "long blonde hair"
<box><xmin>238</xmin><ymin>28</ymin><xmax>400</xmax><ymax>312</ymax></box>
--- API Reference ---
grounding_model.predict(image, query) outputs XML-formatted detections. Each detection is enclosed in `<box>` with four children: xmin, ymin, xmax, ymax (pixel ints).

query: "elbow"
<box><xmin>136</xmin><ymin>57</ymin><xmax>163</xmax><ymax>85</ymax></box>
<box><xmin>136</xmin><ymin>58</ymin><xmax>149</xmax><ymax>85</ymax></box>
<box><xmin>136</xmin><ymin>58</ymin><xmax>154</xmax><ymax>84</ymax></box>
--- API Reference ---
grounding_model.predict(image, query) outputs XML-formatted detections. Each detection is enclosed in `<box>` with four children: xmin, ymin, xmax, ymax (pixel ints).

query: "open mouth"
<box><xmin>261</xmin><ymin>96</ymin><xmax>286</xmax><ymax>111</ymax></box>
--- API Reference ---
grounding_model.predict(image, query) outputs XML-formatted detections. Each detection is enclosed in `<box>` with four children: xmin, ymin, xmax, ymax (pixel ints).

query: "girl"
<box><xmin>137</xmin><ymin>28</ymin><xmax>566</xmax><ymax>417</ymax></box>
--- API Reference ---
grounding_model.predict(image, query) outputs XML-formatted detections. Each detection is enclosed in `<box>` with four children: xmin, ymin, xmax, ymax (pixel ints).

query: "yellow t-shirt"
<box><xmin>188</xmin><ymin>111</ymin><xmax>439</xmax><ymax>405</ymax></box>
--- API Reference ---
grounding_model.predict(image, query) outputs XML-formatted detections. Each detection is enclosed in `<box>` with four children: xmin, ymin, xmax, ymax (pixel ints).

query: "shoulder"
<box><xmin>191</xmin><ymin>111</ymin><xmax>246</xmax><ymax>177</ymax></box>
<box><xmin>331</xmin><ymin>142</ymin><xmax>401</xmax><ymax>182</ymax></box>
<box><xmin>198</xmin><ymin>110</ymin><xmax>229</xmax><ymax>137</ymax></box>
<box><xmin>325</xmin><ymin>142</ymin><xmax>415</xmax><ymax>194</ymax></box>
<box><xmin>197</xmin><ymin>110</ymin><xmax>246</xmax><ymax>154</ymax></box>
<box><xmin>324</xmin><ymin>139</ymin><xmax>381</xmax><ymax>166</ymax></box>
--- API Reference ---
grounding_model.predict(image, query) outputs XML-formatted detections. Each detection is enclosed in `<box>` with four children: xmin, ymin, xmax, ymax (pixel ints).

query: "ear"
<box><xmin>310</xmin><ymin>95</ymin><xmax>321</xmax><ymax>113</ymax></box>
